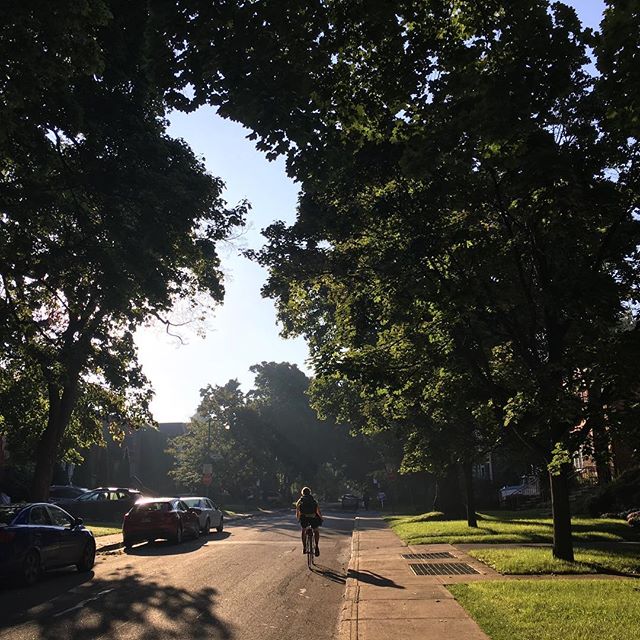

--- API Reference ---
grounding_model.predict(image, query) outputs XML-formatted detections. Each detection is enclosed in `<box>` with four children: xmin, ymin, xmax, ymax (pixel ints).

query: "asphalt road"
<box><xmin>0</xmin><ymin>510</ymin><xmax>355</xmax><ymax>640</ymax></box>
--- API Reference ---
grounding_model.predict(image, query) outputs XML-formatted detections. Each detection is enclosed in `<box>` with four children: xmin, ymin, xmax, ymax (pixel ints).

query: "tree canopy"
<box><xmin>179</xmin><ymin>0</ymin><xmax>640</xmax><ymax>560</ymax></box>
<box><xmin>169</xmin><ymin>362</ymin><xmax>374</xmax><ymax>501</ymax></box>
<box><xmin>0</xmin><ymin>0</ymin><xmax>246</xmax><ymax>498</ymax></box>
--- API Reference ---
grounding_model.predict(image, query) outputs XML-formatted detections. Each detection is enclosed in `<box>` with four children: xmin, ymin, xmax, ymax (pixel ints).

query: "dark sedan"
<box><xmin>48</xmin><ymin>485</ymin><xmax>88</xmax><ymax>501</ymax></box>
<box><xmin>0</xmin><ymin>503</ymin><xmax>95</xmax><ymax>586</ymax></box>
<box><xmin>122</xmin><ymin>498</ymin><xmax>200</xmax><ymax>547</ymax></box>
<box><xmin>340</xmin><ymin>494</ymin><xmax>360</xmax><ymax>510</ymax></box>
<box><xmin>55</xmin><ymin>487</ymin><xmax>142</xmax><ymax>523</ymax></box>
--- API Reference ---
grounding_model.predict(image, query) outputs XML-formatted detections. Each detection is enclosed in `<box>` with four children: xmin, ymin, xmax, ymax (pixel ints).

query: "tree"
<box><xmin>168</xmin><ymin>364</ymin><xmax>375</xmax><ymax>501</ymax></box>
<box><xmin>183</xmin><ymin>1</ymin><xmax>640</xmax><ymax>561</ymax></box>
<box><xmin>250</xmin><ymin>361</ymin><xmax>376</xmax><ymax>496</ymax></box>
<box><xmin>0</xmin><ymin>1</ymin><xmax>246</xmax><ymax>499</ymax></box>
<box><xmin>168</xmin><ymin>381</ymin><xmax>263</xmax><ymax>498</ymax></box>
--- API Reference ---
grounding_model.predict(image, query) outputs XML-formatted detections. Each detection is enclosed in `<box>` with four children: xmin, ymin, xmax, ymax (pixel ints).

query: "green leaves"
<box><xmin>547</xmin><ymin>442</ymin><xmax>573</xmax><ymax>477</ymax></box>
<box><xmin>0</xmin><ymin>1</ymin><xmax>246</xmax><ymax>496</ymax></box>
<box><xmin>179</xmin><ymin>2</ymin><xmax>639</xmax><ymax>494</ymax></box>
<box><xmin>168</xmin><ymin>363</ymin><xmax>373</xmax><ymax>498</ymax></box>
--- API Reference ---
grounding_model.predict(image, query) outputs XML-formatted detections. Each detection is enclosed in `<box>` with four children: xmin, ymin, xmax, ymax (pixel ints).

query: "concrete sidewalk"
<box><xmin>338</xmin><ymin>515</ymin><xmax>498</xmax><ymax>640</ymax></box>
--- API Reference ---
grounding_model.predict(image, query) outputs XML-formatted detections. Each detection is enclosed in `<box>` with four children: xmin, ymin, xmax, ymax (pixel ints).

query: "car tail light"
<box><xmin>0</xmin><ymin>530</ymin><xmax>16</xmax><ymax>544</ymax></box>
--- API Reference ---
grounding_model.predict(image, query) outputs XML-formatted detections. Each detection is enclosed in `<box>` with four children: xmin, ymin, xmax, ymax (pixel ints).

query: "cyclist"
<box><xmin>295</xmin><ymin>486</ymin><xmax>322</xmax><ymax>557</ymax></box>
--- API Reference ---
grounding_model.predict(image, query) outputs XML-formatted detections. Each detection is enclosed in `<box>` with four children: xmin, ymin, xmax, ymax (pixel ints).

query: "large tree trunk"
<box><xmin>30</xmin><ymin>382</ymin><xmax>79</xmax><ymax>501</ymax></box>
<box><xmin>549</xmin><ymin>465</ymin><xmax>574</xmax><ymax>561</ymax></box>
<box><xmin>462</xmin><ymin>461</ymin><xmax>478</xmax><ymax>527</ymax></box>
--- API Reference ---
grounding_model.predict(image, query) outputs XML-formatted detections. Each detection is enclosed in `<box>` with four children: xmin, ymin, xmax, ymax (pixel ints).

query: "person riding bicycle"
<box><xmin>296</xmin><ymin>486</ymin><xmax>322</xmax><ymax>557</ymax></box>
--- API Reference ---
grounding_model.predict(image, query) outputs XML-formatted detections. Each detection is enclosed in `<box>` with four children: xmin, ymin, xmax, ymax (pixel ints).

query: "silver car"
<box><xmin>179</xmin><ymin>497</ymin><xmax>224</xmax><ymax>534</ymax></box>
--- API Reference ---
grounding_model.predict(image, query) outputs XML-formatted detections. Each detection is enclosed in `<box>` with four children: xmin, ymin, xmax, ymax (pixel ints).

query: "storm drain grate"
<box><xmin>402</xmin><ymin>552</ymin><xmax>454</xmax><ymax>560</ymax></box>
<box><xmin>409</xmin><ymin>562</ymin><xmax>479</xmax><ymax>576</ymax></box>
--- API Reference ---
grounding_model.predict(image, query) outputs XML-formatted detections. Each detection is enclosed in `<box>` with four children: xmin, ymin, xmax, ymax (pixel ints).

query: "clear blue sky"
<box><xmin>136</xmin><ymin>0</ymin><xmax>606</xmax><ymax>423</ymax></box>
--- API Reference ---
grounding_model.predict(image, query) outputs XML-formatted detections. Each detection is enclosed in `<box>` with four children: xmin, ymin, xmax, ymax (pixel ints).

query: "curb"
<box><xmin>95</xmin><ymin>512</ymin><xmax>256</xmax><ymax>554</ymax></box>
<box><xmin>96</xmin><ymin>541</ymin><xmax>124</xmax><ymax>554</ymax></box>
<box><xmin>337</xmin><ymin>516</ymin><xmax>361</xmax><ymax>640</ymax></box>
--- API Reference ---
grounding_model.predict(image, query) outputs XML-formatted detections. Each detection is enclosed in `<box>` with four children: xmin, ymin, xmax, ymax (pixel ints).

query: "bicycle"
<box><xmin>303</xmin><ymin>524</ymin><xmax>314</xmax><ymax>568</ymax></box>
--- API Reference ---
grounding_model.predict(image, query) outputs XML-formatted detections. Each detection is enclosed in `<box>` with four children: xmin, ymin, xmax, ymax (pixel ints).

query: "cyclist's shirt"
<box><xmin>296</xmin><ymin>495</ymin><xmax>322</xmax><ymax>528</ymax></box>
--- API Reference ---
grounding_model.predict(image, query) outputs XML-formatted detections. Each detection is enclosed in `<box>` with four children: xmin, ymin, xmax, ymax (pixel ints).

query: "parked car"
<box><xmin>0</xmin><ymin>503</ymin><xmax>95</xmax><ymax>586</ymax></box>
<box><xmin>179</xmin><ymin>497</ymin><xmax>224</xmax><ymax>533</ymax></box>
<box><xmin>54</xmin><ymin>487</ymin><xmax>142</xmax><ymax>523</ymax></box>
<box><xmin>48</xmin><ymin>485</ymin><xmax>89</xmax><ymax>501</ymax></box>
<box><xmin>341</xmin><ymin>494</ymin><xmax>360</xmax><ymax>510</ymax></box>
<box><xmin>122</xmin><ymin>498</ymin><xmax>200</xmax><ymax>547</ymax></box>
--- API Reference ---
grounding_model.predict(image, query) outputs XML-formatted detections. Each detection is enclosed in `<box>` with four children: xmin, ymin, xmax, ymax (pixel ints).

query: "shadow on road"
<box><xmin>0</xmin><ymin>569</ymin><xmax>94</xmax><ymax>608</ymax></box>
<box><xmin>310</xmin><ymin>563</ymin><xmax>347</xmax><ymax>584</ymax></box>
<box><xmin>229</xmin><ymin>511</ymin><xmax>355</xmax><ymax>538</ymax></box>
<box><xmin>123</xmin><ymin>530</ymin><xmax>231</xmax><ymax>556</ymax></box>
<box><xmin>0</xmin><ymin>570</ymin><xmax>234</xmax><ymax>639</ymax></box>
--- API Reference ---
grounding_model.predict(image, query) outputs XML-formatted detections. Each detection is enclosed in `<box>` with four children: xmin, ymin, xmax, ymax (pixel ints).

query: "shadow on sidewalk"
<box><xmin>347</xmin><ymin>569</ymin><xmax>405</xmax><ymax>589</ymax></box>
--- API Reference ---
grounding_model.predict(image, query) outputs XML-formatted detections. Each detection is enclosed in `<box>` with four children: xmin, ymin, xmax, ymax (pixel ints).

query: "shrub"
<box><xmin>587</xmin><ymin>467</ymin><xmax>640</xmax><ymax>516</ymax></box>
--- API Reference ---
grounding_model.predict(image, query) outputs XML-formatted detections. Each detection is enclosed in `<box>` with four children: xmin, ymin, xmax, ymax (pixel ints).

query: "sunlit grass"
<box><xmin>385</xmin><ymin>510</ymin><xmax>638</xmax><ymax>544</ymax></box>
<box><xmin>469</xmin><ymin>546</ymin><xmax>640</xmax><ymax>575</ymax></box>
<box><xmin>85</xmin><ymin>523</ymin><xmax>122</xmax><ymax>537</ymax></box>
<box><xmin>449</xmin><ymin>580</ymin><xmax>640</xmax><ymax>640</ymax></box>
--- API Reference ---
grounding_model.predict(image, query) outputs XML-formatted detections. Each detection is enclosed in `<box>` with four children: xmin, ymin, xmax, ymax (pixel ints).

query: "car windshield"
<box><xmin>135</xmin><ymin>502</ymin><xmax>170</xmax><ymax>512</ymax></box>
<box><xmin>77</xmin><ymin>491</ymin><xmax>103</xmax><ymax>501</ymax></box>
<box><xmin>0</xmin><ymin>506</ymin><xmax>22</xmax><ymax>525</ymax></box>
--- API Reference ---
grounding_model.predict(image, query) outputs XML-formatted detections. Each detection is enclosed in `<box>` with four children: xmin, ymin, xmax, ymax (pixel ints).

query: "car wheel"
<box><xmin>216</xmin><ymin>516</ymin><xmax>224</xmax><ymax>533</ymax></box>
<box><xmin>21</xmin><ymin>550</ymin><xmax>41</xmax><ymax>586</ymax></box>
<box><xmin>203</xmin><ymin>518</ymin><xmax>211</xmax><ymax>535</ymax></box>
<box><xmin>77</xmin><ymin>540</ymin><xmax>96</xmax><ymax>572</ymax></box>
<box><xmin>171</xmin><ymin>524</ymin><xmax>183</xmax><ymax>544</ymax></box>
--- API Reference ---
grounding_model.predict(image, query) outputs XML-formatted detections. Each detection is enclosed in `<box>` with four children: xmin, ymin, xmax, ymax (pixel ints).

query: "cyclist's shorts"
<box><xmin>300</xmin><ymin>515</ymin><xmax>321</xmax><ymax>529</ymax></box>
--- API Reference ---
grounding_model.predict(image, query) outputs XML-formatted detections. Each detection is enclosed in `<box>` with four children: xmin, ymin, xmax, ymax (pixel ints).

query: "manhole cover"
<box><xmin>402</xmin><ymin>552</ymin><xmax>454</xmax><ymax>560</ymax></box>
<box><xmin>409</xmin><ymin>562</ymin><xmax>479</xmax><ymax>576</ymax></box>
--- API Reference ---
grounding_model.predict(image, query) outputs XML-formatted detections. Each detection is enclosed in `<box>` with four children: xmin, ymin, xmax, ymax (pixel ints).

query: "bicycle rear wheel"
<box><xmin>306</xmin><ymin>528</ymin><xmax>314</xmax><ymax>568</ymax></box>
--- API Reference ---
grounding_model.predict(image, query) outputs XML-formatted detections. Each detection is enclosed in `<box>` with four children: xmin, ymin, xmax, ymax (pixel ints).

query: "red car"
<box><xmin>122</xmin><ymin>498</ymin><xmax>200</xmax><ymax>547</ymax></box>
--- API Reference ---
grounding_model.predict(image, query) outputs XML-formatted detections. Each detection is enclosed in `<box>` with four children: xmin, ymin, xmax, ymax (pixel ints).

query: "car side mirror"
<box><xmin>73</xmin><ymin>517</ymin><xmax>83</xmax><ymax>528</ymax></box>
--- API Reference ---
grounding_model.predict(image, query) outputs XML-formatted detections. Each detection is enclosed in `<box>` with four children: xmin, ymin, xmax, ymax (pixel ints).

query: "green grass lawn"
<box><xmin>85</xmin><ymin>523</ymin><xmax>122</xmax><ymax>537</ymax></box>
<box><xmin>449</xmin><ymin>580</ymin><xmax>640</xmax><ymax>640</ymax></box>
<box><xmin>386</xmin><ymin>510</ymin><xmax>638</xmax><ymax>544</ymax></box>
<box><xmin>468</xmin><ymin>546</ymin><xmax>640</xmax><ymax>575</ymax></box>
